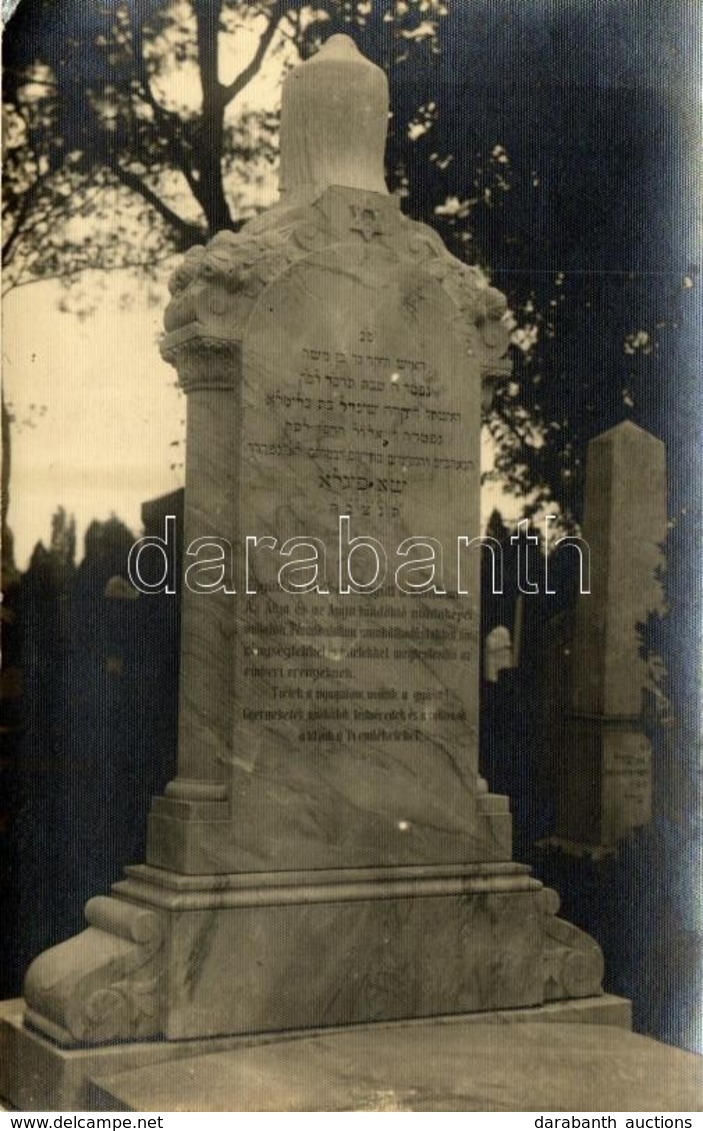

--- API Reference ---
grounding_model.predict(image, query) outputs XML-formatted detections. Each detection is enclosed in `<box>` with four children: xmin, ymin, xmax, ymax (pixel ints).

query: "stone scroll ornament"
<box><xmin>161</xmin><ymin>186</ymin><xmax>512</xmax><ymax>401</ymax></box>
<box><xmin>24</xmin><ymin>898</ymin><xmax>165</xmax><ymax>1046</ymax></box>
<box><xmin>19</xmin><ymin>36</ymin><xmax>604</xmax><ymax>1055</ymax></box>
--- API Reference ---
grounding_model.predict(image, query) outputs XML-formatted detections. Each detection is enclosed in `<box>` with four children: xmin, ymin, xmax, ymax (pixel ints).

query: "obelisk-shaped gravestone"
<box><xmin>148</xmin><ymin>35</ymin><xmax>512</xmax><ymax>874</ymax></box>
<box><xmin>8</xmin><ymin>40</ymin><xmax>607</xmax><ymax>1088</ymax></box>
<box><xmin>555</xmin><ymin>421</ymin><xmax>667</xmax><ymax>847</ymax></box>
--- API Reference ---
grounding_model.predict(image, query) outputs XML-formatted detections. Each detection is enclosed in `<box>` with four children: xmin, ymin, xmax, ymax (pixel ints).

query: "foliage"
<box><xmin>2</xmin><ymin>1</ymin><xmax>444</xmax><ymax>287</ymax></box>
<box><xmin>3</xmin><ymin>0</ymin><xmax>701</xmax><ymax>523</ymax></box>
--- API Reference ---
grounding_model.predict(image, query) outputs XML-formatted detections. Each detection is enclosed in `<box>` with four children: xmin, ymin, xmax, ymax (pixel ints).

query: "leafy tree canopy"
<box><xmin>3</xmin><ymin>0</ymin><xmax>701</xmax><ymax>522</ymax></box>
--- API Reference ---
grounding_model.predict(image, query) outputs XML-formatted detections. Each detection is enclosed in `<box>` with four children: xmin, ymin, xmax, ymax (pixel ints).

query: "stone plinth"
<box><xmin>0</xmin><ymin>997</ymin><xmax>631</xmax><ymax>1112</ymax></box>
<box><xmin>17</xmin><ymin>862</ymin><xmax>604</xmax><ymax>1052</ymax></box>
<box><xmin>87</xmin><ymin>1021</ymin><xmax>700</xmax><ymax>1112</ymax></box>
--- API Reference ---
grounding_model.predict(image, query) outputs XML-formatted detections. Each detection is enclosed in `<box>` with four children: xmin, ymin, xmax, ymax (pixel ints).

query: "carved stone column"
<box><xmin>144</xmin><ymin>273</ymin><xmax>242</xmax><ymax>861</ymax></box>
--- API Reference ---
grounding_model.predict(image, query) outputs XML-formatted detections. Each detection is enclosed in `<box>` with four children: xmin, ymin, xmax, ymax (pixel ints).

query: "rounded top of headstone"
<box><xmin>314</xmin><ymin>33</ymin><xmax>366</xmax><ymax>59</ymax></box>
<box><xmin>279</xmin><ymin>34</ymin><xmax>389</xmax><ymax>206</ymax></box>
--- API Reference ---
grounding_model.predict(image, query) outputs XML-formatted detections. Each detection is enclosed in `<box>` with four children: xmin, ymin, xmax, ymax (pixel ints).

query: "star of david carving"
<box><xmin>349</xmin><ymin>204</ymin><xmax>384</xmax><ymax>242</ymax></box>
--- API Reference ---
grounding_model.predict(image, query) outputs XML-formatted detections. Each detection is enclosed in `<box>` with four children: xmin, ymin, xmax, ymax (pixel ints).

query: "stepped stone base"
<box><xmin>18</xmin><ymin>863</ymin><xmax>605</xmax><ymax>1048</ymax></box>
<box><xmin>2</xmin><ymin>861</ymin><xmax>616</xmax><ymax>1109</ymax></box>
<box><xmin>0</xmin><ymin>996</ymin><xmax>631</xmax><ymax>1112</ymax></box>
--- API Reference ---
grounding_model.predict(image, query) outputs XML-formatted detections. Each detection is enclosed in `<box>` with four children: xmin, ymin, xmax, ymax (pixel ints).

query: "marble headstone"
<box><xmin>148</xmin><ymin>35</ymin><xmax>513</xmax><ymax>874</ymax></box>
<box><xmin>1</xmin><ymin>39</ymin><xmax>611</xmax><ymax>1109</ymax></box>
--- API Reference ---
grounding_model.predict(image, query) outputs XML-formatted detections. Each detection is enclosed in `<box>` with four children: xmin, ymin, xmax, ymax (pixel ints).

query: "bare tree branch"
<box><xmin>189</xmin><ymin>0</ymin><xmax>235</xmax><ymax>232</ymax></box>
<box><xmin>110</xmin><ymin>162</ymin><xmax>206</xmax><ymax>247</ymax></box>
<box><xmin>2</xmin><ymin>251</ymin><xmax>184</xmax><ymax>299</ymax></box>
<box><xmin>3</xmin><ymin>193</ymin><xmax>32</xmax><ymax>263</ymax></box>
<box><xmin>2</xmin><ymin>174</ymin><xmax>51</xmax><ymax>263</ymax></box>
<box><xmin>193</xmin><ymin>0</ymin><xmax>224</xmax><ymax>110</ymax></box>
<box><xmin>126</xmin><ymin>8</ymin><xmax>202</xmax><ymax>202</ymax></box>
<box><xmin>220</xmin><ymin>0</ymin><xmax>287</xmax><ymax>109</ymax></box>
<box><xmin>128</xmin><ymin>8</ymin><xmax>180</xmax><ymax>135</ymax></box>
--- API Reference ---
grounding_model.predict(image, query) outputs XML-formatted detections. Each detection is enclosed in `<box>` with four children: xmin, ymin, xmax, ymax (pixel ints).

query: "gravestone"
<box><xmin>1</xmin><ymin>37</ymin><xmax>614</xmax><ymax>1110</ymax></box>
<box><xmin>484</xmin><ymin>625</ymin><xmax>514</xmax><ymax>683</ymax></box>
<box><xmin>553</xmin><ymin>420</ymin><xmax>667</xmax><ymax>848</ymax></box>
<box><xmin>540</xmin><ymin>609</ymin><xmax>573</xmax><ymax>816</ymax></box>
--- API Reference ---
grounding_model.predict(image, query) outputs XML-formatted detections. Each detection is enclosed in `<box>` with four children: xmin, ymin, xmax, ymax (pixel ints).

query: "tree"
<box><xmin>2</xmin><ymin>1</ymin><xmax>446</xmax><ymax>290</ymax></box>
<box><xmin>3</xmin><ymin>0</ymin><xmax>700</xmax><ymax>524</ymax></box>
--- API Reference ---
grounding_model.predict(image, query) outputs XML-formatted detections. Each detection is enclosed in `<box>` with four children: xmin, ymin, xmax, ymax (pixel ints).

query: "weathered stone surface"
<box><xmin>111</xmin><ymin>862</ymin><xmax>604</xmax><ymax>1040</ymax></box>
<box><xmin>152</xmin><ymin>181</ymin><xmax>513</xmax><ymax>873</ymax></box>
<box><xmin>148</xmin><ymin>41</ymin><xmax>514</xmax><ymax>879</ymax></box>
<box><xmin>20</xmin><ymin>862</ymin><xmax>603</xmax><ymax>1051</ymax></box>
<box><xmin>279</xmin><ymin>33</ymin><xmax>389</xmax><ymax>206</ymax></box>
<box><xmin>23</xmin><ymin>896</ymin><xmax>165</xmax><ymax>1047</ymax></box>
<box><xmin>151</xmin><ymin>44</ymin><xmax>513</xmax><ymax>874</ymax></box>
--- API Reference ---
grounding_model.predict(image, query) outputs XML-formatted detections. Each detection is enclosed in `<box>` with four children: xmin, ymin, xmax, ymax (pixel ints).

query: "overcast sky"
<box><xmin>3</xmin><ymin>7</ymin><xmax>562</xmax><ymax>569</ymax></box>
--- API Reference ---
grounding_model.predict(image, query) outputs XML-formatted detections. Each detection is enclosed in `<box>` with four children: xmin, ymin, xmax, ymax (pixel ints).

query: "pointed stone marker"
<box><xmin>555</xmin><ymin>420</ymin><xmax>667</xmax><ymax>847</ymax></box>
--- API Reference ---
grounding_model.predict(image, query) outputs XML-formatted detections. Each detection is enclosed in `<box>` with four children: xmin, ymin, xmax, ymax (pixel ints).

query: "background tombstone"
<box><xmin>1</xmin><ymin>37</ymin><xmax>614</xmax><ymax>1111</ymax></box>
<box><xmin>552</xmin><ymin>420</ymin><xmax>667</xmax><ymax>850</ymax></box>
<box><xmin>484</xmin><ymin>625</ymin><xmax>514</xmax><ymax>683</ymax></box>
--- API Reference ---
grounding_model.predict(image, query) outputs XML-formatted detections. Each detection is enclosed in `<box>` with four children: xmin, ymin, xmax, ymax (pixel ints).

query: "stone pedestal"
<box><xmin>19</xmin><ymin>862</ymin><xmax>604</xmax><ymax>1050</ymax></box>
<box><xmin>1</xmin><ymin>36</ymin><xmax>614</xmax><ymax>1111</ymax></box>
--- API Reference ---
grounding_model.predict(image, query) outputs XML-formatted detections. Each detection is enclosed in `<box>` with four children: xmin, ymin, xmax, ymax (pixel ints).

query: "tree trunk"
<box><xmin>195</xmin><ymin>105</ymin><xmax>234</xmax><ymax>235</ymax></box>
<box><xmin>192</xmin><ymin>0</ymin><xmax>234</xmax><ymax>235</ymax></box>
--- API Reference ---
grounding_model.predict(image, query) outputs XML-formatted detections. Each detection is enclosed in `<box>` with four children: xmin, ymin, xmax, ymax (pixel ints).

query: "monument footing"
<box><xmin>20</xmin><ymin>863</ymin><xmax>606</xmax><ymax>1049</ymax></box>
<box><xmin>0</xmin><ymin>995</ymin><xmax>632</xmax><ymax>1112</ymax></box>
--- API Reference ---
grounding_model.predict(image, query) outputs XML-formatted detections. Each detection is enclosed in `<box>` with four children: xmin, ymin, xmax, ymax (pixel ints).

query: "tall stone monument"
<box><xmin>1</xmin><ymin>37</ymin><xmax>614</xmax><ymax>1110</ymax></box>
<box><xmin>553</xmin><ymin>420</ymin><xmax>667</xmax><ymax>849</ymax></box>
